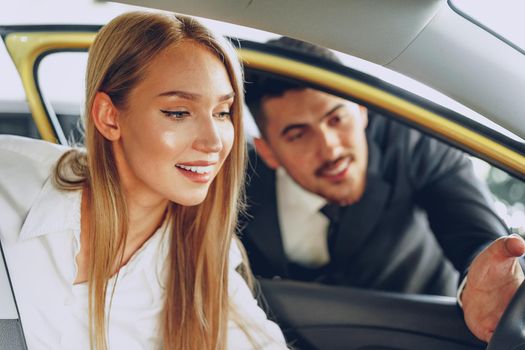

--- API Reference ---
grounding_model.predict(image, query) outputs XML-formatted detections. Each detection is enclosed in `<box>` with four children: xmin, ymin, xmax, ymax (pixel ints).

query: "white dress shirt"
<box><xmin>276</xmin><ymin>168</ymin><xmax>330</xmax><ymax>267</ymax></box>
<box><xmin>0</xmin><ymin>135</ymin><xmax>287</xmax><ymax>350</ymax></box>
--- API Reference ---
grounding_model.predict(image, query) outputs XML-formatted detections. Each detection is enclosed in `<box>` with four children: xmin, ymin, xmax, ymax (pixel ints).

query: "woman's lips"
<box><xmin>175</xmin><ymin>163</ymin><xmax>216</xmax><ymax>183</ymax></box>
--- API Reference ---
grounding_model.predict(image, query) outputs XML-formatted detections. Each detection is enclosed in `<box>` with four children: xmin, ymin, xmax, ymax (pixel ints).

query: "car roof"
<box><xmin>116</xmin><ymin>0</ymin><xmax>525</xmax><ymax>141</ymax></box>
<box><xmin>2</xmin><ymin>0</ymin><xmax>524</xmax><ymax>140</ymax></box>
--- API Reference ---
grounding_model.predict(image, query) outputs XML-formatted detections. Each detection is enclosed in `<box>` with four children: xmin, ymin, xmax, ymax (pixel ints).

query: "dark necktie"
<box><xmin>320</xmin><ymin>203</ymin><xmax>341</xmax><ymax>260</ymax></box>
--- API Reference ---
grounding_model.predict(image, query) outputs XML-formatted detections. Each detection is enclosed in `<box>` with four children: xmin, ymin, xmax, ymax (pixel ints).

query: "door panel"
<box><xmin>259</xmin><ymin>279</ymin><xmax>485</xmax><ymax>350</ymax></box>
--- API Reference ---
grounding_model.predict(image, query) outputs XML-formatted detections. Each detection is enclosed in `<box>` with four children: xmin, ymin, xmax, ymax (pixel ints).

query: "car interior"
<box><xmin>1</xmin><ymin>17</ymin><xmax>525</xmax><ymax>350</ymax></box>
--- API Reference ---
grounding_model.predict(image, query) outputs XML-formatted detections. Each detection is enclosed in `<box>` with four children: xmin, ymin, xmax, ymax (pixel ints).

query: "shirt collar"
<box><xmin>19</xmin><ymin>178</ymin><xmax>81</xmax><ymax>241</ymax></box>
<box><xmin>276</xmin><ymin>167</ymin><xmax>326</xmax><ymax>214</ymax></box>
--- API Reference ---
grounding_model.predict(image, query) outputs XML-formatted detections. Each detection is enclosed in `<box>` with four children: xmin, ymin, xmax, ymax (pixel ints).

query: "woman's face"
<box><xmin>112</xmin><ymin>41</ymin><xmax>235</xmax><ymax>206</ymax></box>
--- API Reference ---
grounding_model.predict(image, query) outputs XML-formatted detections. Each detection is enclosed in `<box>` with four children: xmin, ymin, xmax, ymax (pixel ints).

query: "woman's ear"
<box><xmin>91</xmin><ymin>92</ymin><xmax>121</xmax><ymax>141</ymax></box>
<box><xmin>253</xmin><ymin>137</ymin><xmax>281</xmax><ymax>169</ymax></box>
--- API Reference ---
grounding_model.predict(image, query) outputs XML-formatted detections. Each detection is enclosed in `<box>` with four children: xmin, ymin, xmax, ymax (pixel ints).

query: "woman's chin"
<box><xmin>170</xmin><ymin>193</ymin><xmax>209</xmax><ymax>207</ymax></box>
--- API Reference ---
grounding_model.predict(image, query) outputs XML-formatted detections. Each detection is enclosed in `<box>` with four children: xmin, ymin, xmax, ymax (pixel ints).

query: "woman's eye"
<box><xmin>160</xmin><ymin>110</ymin><xmax>190</xmax><ymax>119</ymax></box>
<box><xmin>214</xmin><ymin>111</ymin><xmax>232</xmax><ymax>120</ymax></box>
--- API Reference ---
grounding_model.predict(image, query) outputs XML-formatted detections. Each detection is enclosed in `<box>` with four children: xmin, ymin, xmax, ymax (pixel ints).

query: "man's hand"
<box><xmin>462</xmin><ymin>235</ymin><xmax>525</xmax><ymax>342</ymax></box>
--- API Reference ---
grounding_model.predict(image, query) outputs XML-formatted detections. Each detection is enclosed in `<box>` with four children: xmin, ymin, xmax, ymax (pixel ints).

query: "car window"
<box><xmin>0</xmin><ymin>104</ymin><xmax>39</xmax><ymax>139</ymax></box>
<box><xmin>37</xmin><ymin>51</ymin><xmax>87</xmax><ymax>144</ymax></box>
<box><xmin>0</xmin><ymin>41</ymin><xmax>39</xmax><ymax>139</ymax></box>
<box><xmin>242</xmin><ymin>62</ymin><xmax>524</xmax><ymax>296</ymax></box>
<box><xmin>471</xmin><ymin>158</ymin><xmax>525</xmax><ymax>234</ymax></box>
<box><xmin>450</xmin><ymin>0</ymin><xmax>525</xmax><ymax>54</ymax></box>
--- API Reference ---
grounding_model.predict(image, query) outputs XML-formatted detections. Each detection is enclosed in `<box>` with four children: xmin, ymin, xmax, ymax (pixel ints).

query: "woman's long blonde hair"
<box><xmin>54</xmin><ymin>11</ymin><xmax>246</xmax><ymax>350</ymax></box>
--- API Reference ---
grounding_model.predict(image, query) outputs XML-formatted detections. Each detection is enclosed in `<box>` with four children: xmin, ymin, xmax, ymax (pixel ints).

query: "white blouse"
<box><xmin>0</xmin><ymin>135</ymin><xmax>287</xmax><ymax>350</ymax></box>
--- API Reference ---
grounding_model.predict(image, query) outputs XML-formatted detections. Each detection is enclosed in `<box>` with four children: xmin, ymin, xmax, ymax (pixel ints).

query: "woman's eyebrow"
<box><xmin>157</xmin><ymin>90</ymin><xmax>200</xmax><ymax>100</ymax></box>
<box><xmin>156</xmin><ymin>90</ymin><xmax>235</xmax><ymax>101</ymax></box>
<box><xmin>219</xmin><ymin>92</ymin><xmax>235</xmax><ymax>102</ymax></box>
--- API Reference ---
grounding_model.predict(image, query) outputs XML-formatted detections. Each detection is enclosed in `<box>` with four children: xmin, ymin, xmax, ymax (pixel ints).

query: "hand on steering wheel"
<box><xmin>462</xmin><ymin>235</ymin><xmax>525</xmax><ymax>344</ymax></box>
<box><xmin>487</xmin><ymin>280</ymin><xmax>525</xmax><ymax>350</ymax></box>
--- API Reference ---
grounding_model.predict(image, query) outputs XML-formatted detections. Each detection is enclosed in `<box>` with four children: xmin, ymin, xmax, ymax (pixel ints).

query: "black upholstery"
<box><xmin>0</xmin><ymin>319</ymin><xmax>26</xmax><ymax>349</ymax></box>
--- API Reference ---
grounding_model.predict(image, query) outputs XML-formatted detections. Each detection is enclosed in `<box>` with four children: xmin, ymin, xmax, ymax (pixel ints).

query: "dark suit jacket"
<box><xmin>240</xmin><ymin>112</ymin><xmax>508</xmax><ymax>296</ymax></box>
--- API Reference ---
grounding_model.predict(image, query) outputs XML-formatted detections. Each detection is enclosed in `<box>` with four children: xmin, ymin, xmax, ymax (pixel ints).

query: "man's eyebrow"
<box><xmin>280</xmin><ymin>103</ymin><xmax>346</xmax><ymax>136</ymax></box>
<box><xmin>157</xmin><ymin>90</ymin><xmax>235</xmax><ymax>102</ymax></box>
<box><xmin>321</xmin><ymin>104</ymin><xmax>345</xmax><ymax>120</ymax></box>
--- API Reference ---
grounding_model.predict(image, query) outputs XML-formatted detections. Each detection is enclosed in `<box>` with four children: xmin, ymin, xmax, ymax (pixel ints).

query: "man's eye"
<box><xmin>286</xmin><ymin>132</ymin><xmax>303</xmax><ymax>142</ymax></box>
<box><xmin>160</xmin><ymin>110</ymin><xmax>190</xmax><ymax>119</ymax></box>
<box><xmin>328</xmin><ymin>115</ymin><xmax>341</xmax><ymax>126</ymax></box>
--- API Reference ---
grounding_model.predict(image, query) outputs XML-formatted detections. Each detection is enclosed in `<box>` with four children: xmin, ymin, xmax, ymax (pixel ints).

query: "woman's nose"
<box><xmin>192</xmin><ymin>116</ymin><xmax>223</xmax><ymax>153</ymax></box>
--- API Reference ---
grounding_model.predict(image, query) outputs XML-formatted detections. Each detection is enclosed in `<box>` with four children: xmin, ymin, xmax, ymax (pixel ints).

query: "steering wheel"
<box><xmin>487</xmin><ymin>281</ymin><xmax>525</xmax><ymax>350</ymax></box>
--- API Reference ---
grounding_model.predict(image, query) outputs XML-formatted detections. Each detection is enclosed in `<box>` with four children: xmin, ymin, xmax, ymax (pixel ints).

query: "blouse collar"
<box><xmin>19</xmin><ymin>178</ymin><xmax>81</xmax><ymax>242</ymax></box>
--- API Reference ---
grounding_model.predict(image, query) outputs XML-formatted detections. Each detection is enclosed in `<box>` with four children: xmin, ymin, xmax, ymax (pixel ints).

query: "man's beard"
<box><xmin>319</xmin><ymin>171</ymin><xmax>367</xmax><ymax>206</ymax></box>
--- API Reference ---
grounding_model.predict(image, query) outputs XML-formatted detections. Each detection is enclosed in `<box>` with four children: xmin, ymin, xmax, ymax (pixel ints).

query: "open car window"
<box><xmin>37</xmin><ymin>52</ymin><xmax>86</xmax><ymax>144</ymax></box>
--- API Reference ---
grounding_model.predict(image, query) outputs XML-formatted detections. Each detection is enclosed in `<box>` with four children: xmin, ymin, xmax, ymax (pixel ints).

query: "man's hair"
<box><xmin>245</xmin><ymin>36</ymin><xmax>342</xmax><ymax>137</ymax></box>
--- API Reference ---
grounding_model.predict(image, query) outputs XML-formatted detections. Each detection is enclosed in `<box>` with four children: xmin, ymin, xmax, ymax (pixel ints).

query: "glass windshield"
<box><xmin>451</xmin><ymin>0</ymin><xmax>525</xmax><ymax>53</ymax></box>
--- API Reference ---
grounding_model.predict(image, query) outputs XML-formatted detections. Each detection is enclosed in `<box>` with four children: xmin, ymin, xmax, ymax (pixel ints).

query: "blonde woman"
<box><xmin>0</xmin><ymin>11</ymin><xmax>287</xmax><ymax>350</ymax></box>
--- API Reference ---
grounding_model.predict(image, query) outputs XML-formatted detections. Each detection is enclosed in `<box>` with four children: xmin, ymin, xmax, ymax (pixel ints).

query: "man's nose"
<box><xmin>318</xmin><ymin>129</ymin><xmax>342</xmax><ymax>160</ymax></box>
<box><xmin>192</xmin><ymin>116</ymin><xmax>223</xmax><ymax>153</ymax></box>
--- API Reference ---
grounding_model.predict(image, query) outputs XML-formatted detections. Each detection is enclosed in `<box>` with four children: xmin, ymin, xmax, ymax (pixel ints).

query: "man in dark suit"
<box><xmin>241</xmin><ymin>37</ymin><xmax>525</xmax><ymax>342</ymax></box>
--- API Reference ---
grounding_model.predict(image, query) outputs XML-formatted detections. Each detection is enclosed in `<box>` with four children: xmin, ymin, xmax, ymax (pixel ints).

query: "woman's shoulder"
<box><xmin>0</xmin><ymin>135</ymin><xmax>70</xmax><ymax>164</ymax></box>
<box><xmin>0</xmin><ymin>136</ymin><xmax>73</xmax><ymax>233</ymax></box>
<box><xmin>0</xmin><ymin>136</ymin><xmax>72</xmax><ymax>181</ymax></box>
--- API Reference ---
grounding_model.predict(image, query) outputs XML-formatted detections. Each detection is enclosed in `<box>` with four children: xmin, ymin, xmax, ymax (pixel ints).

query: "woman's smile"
<box><xmin>175</xmin><ymin>161</ymin><xmax>217</xmax><ymax>183</ymax></box>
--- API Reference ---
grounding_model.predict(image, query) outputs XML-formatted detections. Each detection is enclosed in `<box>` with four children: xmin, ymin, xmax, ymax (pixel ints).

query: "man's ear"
<box><xmin>359</xmin><ymin>105</ymin><xmax>368</xmax><ymax>128</ymax></box>
<box><xmin>253</xmin><ymin>137</ymin><xmax>281</xmax><ymax>170</ymax></box>
<box><xmin>91</xmin><ymin>92</ymin><xmax>121</xmax><ymax>141</ymax></box>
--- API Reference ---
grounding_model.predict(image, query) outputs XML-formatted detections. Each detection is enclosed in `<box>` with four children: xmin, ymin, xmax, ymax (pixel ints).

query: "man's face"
<box><xmin>255</xmin><ymin>88</ymin><xmax>368</xmax><ymax>205</ymax></box>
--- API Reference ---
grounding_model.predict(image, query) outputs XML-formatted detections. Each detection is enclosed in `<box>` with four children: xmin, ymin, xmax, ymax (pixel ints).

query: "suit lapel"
<box><xmin>332</xmin><ymin>174</ymin><xmax>391</xmax><ymax>267</ymax></box>
<box><xmin>331</xmin><ymin>132</ymin><xmax>391</xmax><ymax>269</ymax></box>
